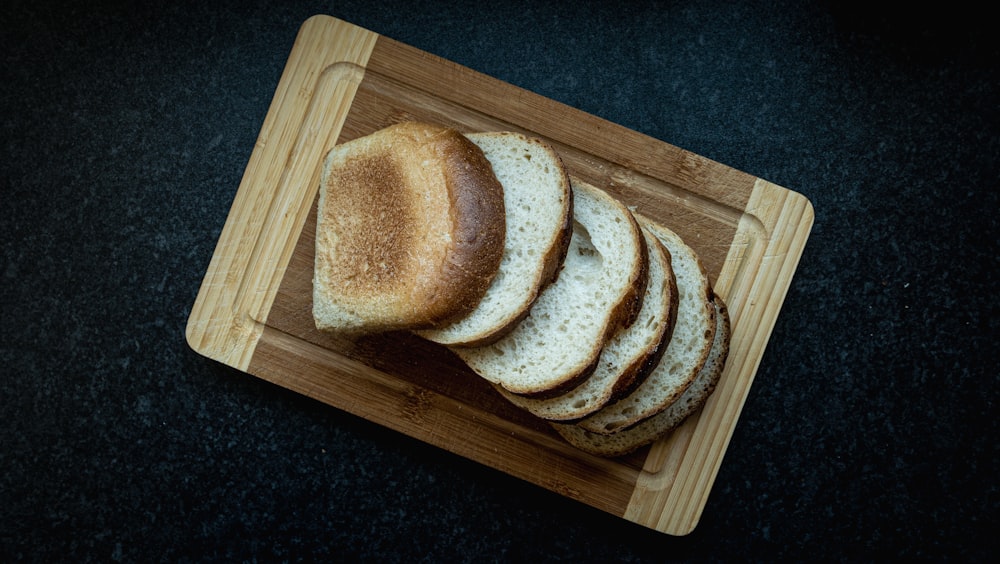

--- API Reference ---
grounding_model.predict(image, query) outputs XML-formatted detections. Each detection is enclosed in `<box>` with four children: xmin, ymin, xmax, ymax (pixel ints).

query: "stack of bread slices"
<box><xmin>313</xmin><ymin>121</ymin><xmax>730</xmax><ymax>457</ymax></box>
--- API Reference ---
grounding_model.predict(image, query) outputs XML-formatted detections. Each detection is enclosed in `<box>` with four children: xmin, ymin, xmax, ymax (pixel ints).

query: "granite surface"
<box><xmin>2</xmin><ymin>1</ymin><xmax>997</xmax><ymax>561</ymax></box>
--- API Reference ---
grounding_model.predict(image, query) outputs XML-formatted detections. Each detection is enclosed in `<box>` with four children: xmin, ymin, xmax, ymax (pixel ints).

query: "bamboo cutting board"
<box><xmin>186</xmin><ymin>15</ymin><xmax>813</xmax><ymax>536</ymax></box>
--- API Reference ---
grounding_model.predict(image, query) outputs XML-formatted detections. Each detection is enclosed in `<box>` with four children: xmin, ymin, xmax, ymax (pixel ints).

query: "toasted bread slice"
<box><xmin>417</xmin><ymin>132</ymin><xmax>573</xmax><ymax>347</ymax></box>
<box><xmin>574</xmin><ymin>216</ymin><xmax>716</xmax><ymax>434</ymax></box>
<box><xmin>495</xmin><ymin>226</ymin><xmax>678</xmax><ymax>420</ymax></box>
<box><xmin>453</xmin><ymin>179</ymin><xmax>648</xmax><ymax>398</ymax></box>
<box><xmin>553</xmin><ymin>295</ymin><xmax>730</xmax><ymax>457</ymax></box>
<box><xmin>313</xmin><ymin>122</ymin><xmax>505</xmax><ymax>335</ymax></box>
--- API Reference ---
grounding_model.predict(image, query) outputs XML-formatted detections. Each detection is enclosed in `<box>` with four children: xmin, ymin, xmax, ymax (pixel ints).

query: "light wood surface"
<box><xmin>186</xmin><ymin>15</ymin><xmax>814</xmax><ymax>535</ymax></box>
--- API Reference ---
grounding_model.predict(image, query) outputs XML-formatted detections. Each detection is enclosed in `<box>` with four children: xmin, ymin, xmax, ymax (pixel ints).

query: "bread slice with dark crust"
<box><xmin>453</xmin><ymin>179</ymin><xmax>648</xmax><ymax>398</ymax></box>
<box><xmin>573</xmin><ymin>216</ymin><xmax>717</xmax><ymax>434</ymax></box>
<box><xmin>552</xmin><ymin>294</ymin><xmax>730</xmax><ymax>457</ymax></box>
<box><xmin>494</xmin><ymin>226</ymin><xmax>678</xmax><ymax>420</ymax></box>
<box><xmin>313</xmin><ymin>122</ymin><xmax>506</xmax><ymax>335</ymax></box>
<box><xmin>417</xmin><ymin>132</ymin><xmax>573</xmax><ymax>347</ymax></box>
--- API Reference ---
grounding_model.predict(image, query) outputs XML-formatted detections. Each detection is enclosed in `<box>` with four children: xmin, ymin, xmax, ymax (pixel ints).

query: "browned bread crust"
<box><xmin>453</xmin><ymin>179</ymin><xmax>648</xmax><ymax>398</ymax></box>
<box><xmin>552</xmin><ymin>294</ymin><xmax>731</xmax><ymax>457</ymax></box>
<box><xmin>313</xmin><ymin>122</ymin><xmax>505</xmax><ymax>334</ymax></box>
<box><xmin>493</xmin><ymin>228</ymin><xmax>678</xmax><ymax>420</ymax></box>
<box><xmin>573</xmin><ymin>215</ymin><xmax>717</xmax><ymax>434</ymax></box>
<box><xmin>416</xmin><ymin>132</ymin><xmax>574</xmax><ymax>347</ymax></box>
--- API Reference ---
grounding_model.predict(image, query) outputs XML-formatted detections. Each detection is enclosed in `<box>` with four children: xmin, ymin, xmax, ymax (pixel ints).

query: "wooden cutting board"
<box><xmin>186</xmin><ymin>15</ymin><xmax>813</xmax><ymax>536</ymax></box>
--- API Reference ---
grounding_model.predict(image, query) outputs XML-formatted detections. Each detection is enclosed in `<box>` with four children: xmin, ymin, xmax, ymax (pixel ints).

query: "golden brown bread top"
<box><xmin>313</xmin><ymin>122</ymin><xmax>505</xmax><ymax>334</ymax></box>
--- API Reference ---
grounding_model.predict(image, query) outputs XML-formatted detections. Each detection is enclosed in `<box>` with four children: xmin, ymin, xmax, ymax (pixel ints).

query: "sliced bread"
<box><xmin>417</xmin><ymin>132</ymin><xmax>573</xmax><ymax>347</ymax></box>
<box><xmin>313</xmin><ymin>121</ymin><xmax>506</xmax><ymax>335</ymax></box>
<box><xmin>574</xmin><ymin>216</ymin><xmax>717</xmax><ymax>434</ymax></box>
<box><xmin>494</xmin><ymin>226</ymin><xmax>678</xmax><ymax>420</ymax></box>
<box><xmin>452</xmin><ymin>178</ymin><xmax>648</xmax><ymax>398</ymax></box>
<box><xmin>552</xmin><ymin>295</ymin><xmax>731</xmax><ymax>457</ymax></box>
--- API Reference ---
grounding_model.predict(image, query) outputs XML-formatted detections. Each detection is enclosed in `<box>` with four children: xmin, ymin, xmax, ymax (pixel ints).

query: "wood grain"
<box><xmin>186</xmin><ymin>15</ymin><xmax>814</xmax><ymax>536</ymax></box>
<box><xmin>186</xmin><ymin>16</ymin><xmax>377</xmax><ymax>370</ymax></box>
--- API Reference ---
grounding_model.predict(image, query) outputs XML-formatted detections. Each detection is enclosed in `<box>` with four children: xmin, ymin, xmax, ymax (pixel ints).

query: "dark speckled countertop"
<box><xmin>2</xmin><ymin>1</ymin><xmax>997</xmax><ymax>561</ymax></box>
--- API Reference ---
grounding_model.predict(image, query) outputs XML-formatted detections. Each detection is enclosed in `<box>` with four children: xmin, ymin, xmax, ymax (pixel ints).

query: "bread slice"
<box><xmin>494</xmin><ymin>226</ymin><xmax>678</xmax><ymax>420</ymax></box>
<box><xmin>574</xmin><ymin>216</ymin><xmax>717</xmax><ymax>434</ymax></box>
<box><xmin>552</xmin><ymin>295</ymin><xmax>730</xmax><ymax>457</ymax></box>
<box><xmin>453</xmin><ymin>178</ymin><xmax>648</xmax><ymax>398</ymax></box>
<box><xmin>416</xmin><ymin>132</ymin><xmax>573</xmax><ymax>347</ymax></box>
<box><xmin>313</xmin><ymin>122</ymin><xmax>506</xmax><ymax>335</ymax></box>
